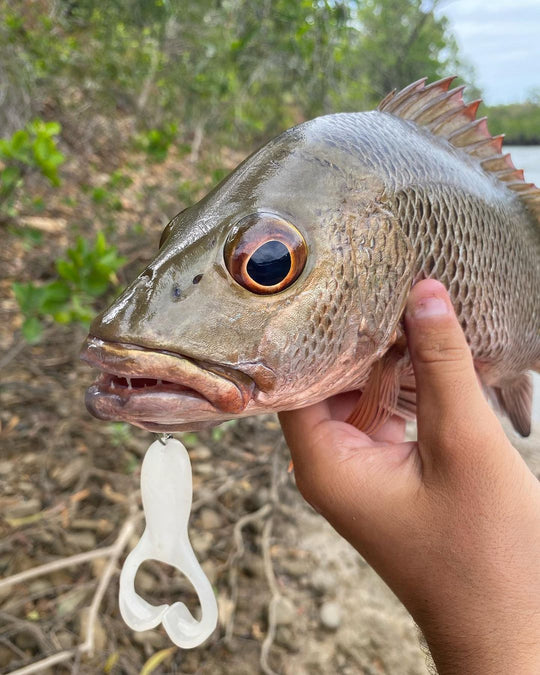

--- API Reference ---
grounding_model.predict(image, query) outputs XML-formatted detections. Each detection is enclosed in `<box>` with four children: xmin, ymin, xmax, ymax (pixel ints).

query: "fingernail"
<box><xmin>409</xmin><ymin>295</ymin><xmax>449</xmax><ymax>319</ymax></box>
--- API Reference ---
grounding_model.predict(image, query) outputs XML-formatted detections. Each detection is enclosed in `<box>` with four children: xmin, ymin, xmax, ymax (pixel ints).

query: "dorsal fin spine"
<box><xmin>378</xmin><ymin>78</ymin><xmax>540</xmax><ymax>223</ymax></box>
<box><xmin>447</xmin><ymin>116</ymin><xmax>488</xmax><ymax>145</ymax></box>
<box><xmin>465</xmin><ymin>134</ymin><xmax>505</xmax><ymax>158</ymax></box>
<box><xmin>412</xmin><ymin>87</ymin><xmax>466</xmax><ymax>124</ymax></box>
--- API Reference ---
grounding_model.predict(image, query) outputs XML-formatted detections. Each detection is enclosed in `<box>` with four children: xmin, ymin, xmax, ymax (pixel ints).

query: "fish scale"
<box><xmin>82</xmin><ymin>77</ymin><xmax>540</xmax><ymax>438</ymax></box>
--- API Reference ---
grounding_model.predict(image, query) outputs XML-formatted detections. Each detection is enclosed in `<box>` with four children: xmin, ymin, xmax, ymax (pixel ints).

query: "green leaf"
<box><xmin>13</xmin><ymin>282</ymin><xmax>45</xmax><ymax>314</ymax></box>
<box><xmin>22</xmin><ymin>317</ymin><xmax>43</xmax><ymax>344</ymax></box>
<box><xmin>1</xmin><ymin>166</ymin><xmax>21</xmax><ymax>189</ymax></box>
<box><xmin>41</xmin><ymin>280</ymin><xmax>70</xmax><ymax>313</ymax></box>
<box><xmin>56</xmin><ymin>259</ymin><xmax>79</xmax><ymax>282</ymax></box>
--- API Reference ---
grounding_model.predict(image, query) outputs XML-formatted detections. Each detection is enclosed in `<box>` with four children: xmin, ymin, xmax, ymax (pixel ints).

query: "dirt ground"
<box><xmin>1</xmin><ymin>132</ymin><xmax>539</xmax><ymax>675</ymax></box>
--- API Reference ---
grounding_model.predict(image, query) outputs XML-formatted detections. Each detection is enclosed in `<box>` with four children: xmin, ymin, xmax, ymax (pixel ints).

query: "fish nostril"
<box><xmin>172</xmin><ymin>285</ymin><xmax>182</xmax><ymax>300</ymax></box>
<box><xmin>141</xmin><ymin>268</ymin><xmax>156</xmax><ymax>285</ymax></box>
<box><xmin>192</xmin><ymin>274</ymin><xmax>203</xmax><ymax>284</ymax></box>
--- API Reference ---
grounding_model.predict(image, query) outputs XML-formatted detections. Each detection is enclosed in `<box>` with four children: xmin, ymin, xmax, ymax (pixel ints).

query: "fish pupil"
<box><xmin>247</xmin><ymin>240</ymin><xmax>291</xmax><ymax>286</ymax></box>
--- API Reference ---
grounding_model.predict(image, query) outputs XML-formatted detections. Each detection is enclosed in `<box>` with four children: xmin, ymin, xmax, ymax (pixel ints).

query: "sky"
<box><xmin>437</xmin><ymin>0</ymin><xmax>540</xmax><ymax>105</ymax></box>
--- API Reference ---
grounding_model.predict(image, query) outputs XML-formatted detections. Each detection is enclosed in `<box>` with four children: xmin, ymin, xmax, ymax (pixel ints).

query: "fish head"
<box><xmin>82</xmin><ymin>118</ymin><xmax>414</xmax><ymax>431</ymax></box>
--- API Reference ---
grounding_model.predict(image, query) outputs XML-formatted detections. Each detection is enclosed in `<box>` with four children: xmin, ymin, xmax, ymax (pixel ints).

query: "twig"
<box><xmin>224</xmin><ymin>502</ymin><xmax>272</xmax><ymax>644</ymax></box>
<box><xmin>0</xmin><ymin>340</ymin><xmax>26</xmax><ymax>369</ymax></box>
<box><xmin>8</xmin><ymin>649</ymin><xmax>75</xmax><ymax>675</ymax></box>
<box><xmin>0</xmin><ymin>542</ymin><xmax>127</xmax><ymax>592</ymax></box>
<box><xmin>0</xmin><ymin>611</ymin><xmax>52</xmax><ymax>653</ymax></box>
<box><xmin>1</xmin><ymin>512</ymin><xmax>141</xmax><ymax>674</ymax></box>
<box><xmin>260</xmin><ymin>447</ymin><xmax>281</xmax><ymax>675</ymax></box>
<box><xmin>79</xmin><ymin>513</ymin><xmax>140</xmax><ymax>656</ymax></box>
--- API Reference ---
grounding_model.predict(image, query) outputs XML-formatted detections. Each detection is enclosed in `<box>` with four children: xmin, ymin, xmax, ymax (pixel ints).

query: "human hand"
<box><xmin>279</xmin><ymin>279</ymin><xmax>540</xmax><ymax>675</ymax></box>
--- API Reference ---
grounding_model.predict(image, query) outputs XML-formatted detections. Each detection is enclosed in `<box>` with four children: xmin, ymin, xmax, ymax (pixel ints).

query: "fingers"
<box><xmin>279</xmin><ymin>402</ymin><xmax>418</xmax><ymax>530</ymax></box>
<box><xmin>405</xmin><ymin>279</ymin><xmax>502</xmax><ymax>467</ymax></box>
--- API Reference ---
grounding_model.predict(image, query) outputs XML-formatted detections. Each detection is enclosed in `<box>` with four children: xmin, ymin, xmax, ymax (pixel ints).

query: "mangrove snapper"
<box><xmin>82</xmin><ymin>77</ymin><xmax>540</xmax><ymax>436</ymax></box>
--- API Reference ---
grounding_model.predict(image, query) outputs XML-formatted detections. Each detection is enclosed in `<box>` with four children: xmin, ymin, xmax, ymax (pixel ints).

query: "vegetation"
<box><xmin>2</xmin><ymin>0</ymin><xmax>474</xmax><ymax>342</ymax></box>
<box><xmin>483</xmin><ymin>92</ymin><xmax>540</xmax><ymax>145</ymax></box>
<box><xmin>0</xmin><ymin>0</ymin><xmax>462</xmax><ymax>143</ymax></box>
<box><xmin>3</xmin><ymin>0</ymin><xmax>537</xmax><ymax>346</ymax></box>
<box><xmin>0</xmin><ymin>119</ymin><xmax>65</xmax><ymax>219</ymax></box>
<box><xmin>13</xmin><ymin>233</ymin><xmax>125</xmax><ymax>343</ymax></box>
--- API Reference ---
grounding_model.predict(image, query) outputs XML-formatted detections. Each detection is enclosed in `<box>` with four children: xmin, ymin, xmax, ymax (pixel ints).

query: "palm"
<box><xmin>279</xmin><ymin>391</ymin><xmax>408</xmax><ymax>455</ymax></box>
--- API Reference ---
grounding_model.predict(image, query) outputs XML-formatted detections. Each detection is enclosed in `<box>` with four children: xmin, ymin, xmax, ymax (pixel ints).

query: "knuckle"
<box><xmin>414</xmin><ymin>339</ymin><xmax>471</xmax><ymax>370</ymax></box>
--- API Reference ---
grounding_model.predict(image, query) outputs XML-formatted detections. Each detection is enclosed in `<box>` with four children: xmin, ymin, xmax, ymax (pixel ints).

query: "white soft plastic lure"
<box><xmin>119</xmin><ymin>436</ymin><xmax>218</xmax><ymax>648</ymax></box>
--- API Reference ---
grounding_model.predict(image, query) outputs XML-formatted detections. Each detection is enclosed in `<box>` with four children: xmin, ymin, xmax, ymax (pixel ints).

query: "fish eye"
<box><xmin>224</xmin><ymin>213</ymin><xmax>307</xmax><ymax>294</ymax></box>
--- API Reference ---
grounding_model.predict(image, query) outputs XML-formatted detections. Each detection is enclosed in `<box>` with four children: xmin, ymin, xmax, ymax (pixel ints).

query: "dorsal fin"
<box><xmin>378</xmin><ymin>77</ymin><xmax>540</xmax><ymax>223</ymax></box>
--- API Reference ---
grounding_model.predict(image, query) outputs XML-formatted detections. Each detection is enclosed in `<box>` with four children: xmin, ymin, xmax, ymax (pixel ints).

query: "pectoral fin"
<box><xmin>493</xmin><ymin>373</ymin><xmax>533</xmax><ymax>437</ymax></box>
<box><xmin>346</xmin><ymin>349</ymin><xmax>406</xmax><ymax>435</ymax></box>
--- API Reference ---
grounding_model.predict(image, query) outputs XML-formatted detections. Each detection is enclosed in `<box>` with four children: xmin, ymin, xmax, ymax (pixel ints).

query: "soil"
<box><xmin>1</xmin><ymin>132</ymin><xmax>539</xmax><ymax>675</ymax></box>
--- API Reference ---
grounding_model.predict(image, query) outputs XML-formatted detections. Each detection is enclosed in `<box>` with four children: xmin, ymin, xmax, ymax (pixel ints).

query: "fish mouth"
<box><xmin>81</xmin><ymin>337</ymin><xmax>255</xmax><ymax>432</ymax></box>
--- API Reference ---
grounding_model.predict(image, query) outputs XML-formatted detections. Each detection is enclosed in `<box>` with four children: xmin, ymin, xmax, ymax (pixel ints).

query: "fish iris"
<box><xmin>224</xmin><ymin>212</ymin><xmax>307</xmax><ymax>294</ymax></box>
<box><xmin>246</xmin><ymin>241</ymin><xmax>291</xmax><ymax>286</ymax></box>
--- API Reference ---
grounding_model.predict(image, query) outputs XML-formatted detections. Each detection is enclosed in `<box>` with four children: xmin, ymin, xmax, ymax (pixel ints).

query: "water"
<box><xmin>506</xmin><ymin>146</ymin><xmax>540</xmax><ymax>422</ymax></box>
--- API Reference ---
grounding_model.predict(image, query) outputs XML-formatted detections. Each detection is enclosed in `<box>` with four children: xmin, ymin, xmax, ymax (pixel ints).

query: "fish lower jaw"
<box><xmin>85</xmin><ymin>382</ymin><xmax>228</xmax><ymax>429</ymax></box>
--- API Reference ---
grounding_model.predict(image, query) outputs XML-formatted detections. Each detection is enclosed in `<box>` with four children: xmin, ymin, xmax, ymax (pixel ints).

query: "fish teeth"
<box><xmin>110</xmin><ymin>379</ymin><xmax>115</xmax><ymax>390</ymax></box>
<box><xmin>127</xmin><ymin>377</ymin><xmax>132</xmax><ymax>389</ymax></box>
<box><xmin>157</xmin><ymin>379</ymin><xmax>162</xmax><ymax>385</ymax></box>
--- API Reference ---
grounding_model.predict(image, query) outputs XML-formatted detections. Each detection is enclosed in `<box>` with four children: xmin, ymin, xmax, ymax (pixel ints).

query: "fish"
<box><xmin>81</xmin><ymin>76</ymin><xmax>540</xmax><ymax>437</ymax></box>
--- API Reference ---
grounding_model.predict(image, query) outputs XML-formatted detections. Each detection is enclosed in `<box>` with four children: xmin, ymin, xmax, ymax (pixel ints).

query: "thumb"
<box><xmin>405</xmin><ymin>279</ymin><xmax>498</xmax><ymax>464</ymax></box>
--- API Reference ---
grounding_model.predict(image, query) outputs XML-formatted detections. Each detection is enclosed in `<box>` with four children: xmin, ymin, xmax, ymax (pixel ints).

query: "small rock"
<box><xmin>241</xmin><ymin>553</ymin><xmax>264</xmax><ymax>579</ymax></box>
<box><xmin>29</xmin><ymin>579</ymin><xmax>52</xmax><ymax>596</ymax></box>
<box><xmin>56</xmin><ymin>630</ymin><xmax>75</xmax><ymax>649</ymax></box>
<box><xmin>57</xmin><ymin>587</ymin><xmax>89</xmax><ymax>617</ymax></box>
<box><xmin>274</xmin><ymin>596</ymin><xmax>296</xmax><ymax>626</ymax></box>
<box><xmin>15</xmin><ymin>632</ymin><xmax>38</xmax><ymax>650</ymax></box>
<box><xmin>280</xmin><ymin>556</ymin><xmax>310</xmax><ymax>579</ymax></box>
<box><xmin>65</xmin><ymin>531</ymin><xmax>96</xmax><ymax>551</ymax></box>
<box><xmin>0</xmin><ymin>461</ymin><xmax>13</xmax><ymax>476</ymax></box>
<box><xmin>319</xmin><ymin>601</ymin><xmax>341</xmax><ymax>630</ymax></box>
<box><xmin>18</xmin><ymin>481</ymin><xmax>35</xmax><ymax>495</ymax></box>
<box><xmin>245</xmin><ymin>487</ymin><xmax>270</xmax><ymax>510</ymax></box>
<box><xmin>311</xmin><ymin>568</ymin><xmax>337</xmax><ymax>595</ymax></box>
<box><xmin>275</xmin><ymin>625</ymin><xmax>298</xmax><ymax>651</ymax></box>
<box><xmin>196</xmin><ymin>462</ymin><xmax>213</xmax><ymax>476</ymax></box>
<box><xmin>191</xmin><ymin>445</ymin><xmax>211</xmax><ymax>460</ymax></box>
<box><xmin>199</xmin><ymin>508</ymin><xmax>222</xmax><ymax>529</ymax></box>
<box><xmin>5</xmin><ymin>497</ymin><xmax>41</xmax><ymax>519</ymax></box>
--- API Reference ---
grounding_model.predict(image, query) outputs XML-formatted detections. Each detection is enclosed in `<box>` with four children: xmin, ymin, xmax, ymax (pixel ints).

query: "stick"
<box><xmin>2</xmin><ymin>512</ymin><xmax>141</xmax><ymax>673</ymax></box>
<box><xmin>0</xmin><ymin>545</ymin><xmax>121</xmax><ymax>592</ymax></box>
<box><xmin>7</xmin><ymin>649</ymin><xmax>75</xmax><ymax>675</ymax></box>
<box><xmin>260</xmin><ymin>445</ymin><xmax>282</xmax><ymax>675</ymax></box>
<box><xmin>80</xmin><ymin>514</ymin><xmax>139</xmax><ymax>656</ymax></box>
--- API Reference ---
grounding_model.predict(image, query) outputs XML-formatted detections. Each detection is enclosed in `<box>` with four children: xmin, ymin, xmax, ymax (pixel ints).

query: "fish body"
<box><xmin>82</xmin><ymin>77</ymin><xmax>540</xmax><ymax>436</ymax></box>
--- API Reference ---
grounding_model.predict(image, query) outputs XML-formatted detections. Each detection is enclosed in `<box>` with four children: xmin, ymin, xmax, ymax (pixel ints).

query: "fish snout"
<box><xmin>80</xmin><ymin>337</ymin><xmax>255</xmax><ymax>430</ymax></box>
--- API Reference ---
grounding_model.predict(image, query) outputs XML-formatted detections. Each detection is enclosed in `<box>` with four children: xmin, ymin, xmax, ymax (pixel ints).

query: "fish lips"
<box><xmin>81</xmin><ymin>337</ymin><xmax>255</xmax><ymax>431</ymax></box>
